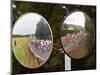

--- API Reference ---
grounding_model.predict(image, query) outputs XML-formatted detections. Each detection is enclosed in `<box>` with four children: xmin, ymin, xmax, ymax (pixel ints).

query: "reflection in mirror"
<box><xmin>61</xmin><ymin>11</ymin><xmax>94</xmax><ymax>59</ymax></box>
<box><xmin>12</xmin><ymin>12</ymin><xmax>53</xmax><ymax>68</ymax></box>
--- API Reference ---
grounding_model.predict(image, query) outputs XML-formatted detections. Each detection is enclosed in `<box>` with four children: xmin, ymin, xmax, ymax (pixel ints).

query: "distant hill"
<box><xmin>63</xmin><ymin>24</ymin><xmax>84</xmax><ymax>31</ymax></box>
<box><xmin>12</xmin><ymin>34</ymin><xmax>35</xmax><ymax>37</ymax></box>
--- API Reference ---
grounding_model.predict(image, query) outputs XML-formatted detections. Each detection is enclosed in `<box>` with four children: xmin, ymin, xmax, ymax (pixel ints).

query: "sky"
<box><xmin>13</xmin><ymin>13</ymin><xmax>42</xmax><ymax>35</ymax></box>
<box><xmin>64</xmin><ymin>12</ymin><xmax>85</xmax><ymax>28</ymax></box>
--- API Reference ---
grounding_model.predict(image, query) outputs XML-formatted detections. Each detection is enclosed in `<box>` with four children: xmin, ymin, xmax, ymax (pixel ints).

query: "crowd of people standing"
<box><xmin>61</xmin><ymin>31</ymin><xmax>88</xmax><ymax>52</ymax></box>
<box><xmin>28</xmin><ymin>39</ymin><xmax>52</xmax><ymax>53</ymax></box>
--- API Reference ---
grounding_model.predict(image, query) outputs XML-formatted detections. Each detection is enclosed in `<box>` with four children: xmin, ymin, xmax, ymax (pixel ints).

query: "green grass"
<box><xmin>13</xmin><ymin>42</ymin><xmax>27</xmax><ymax>64</ymax></box>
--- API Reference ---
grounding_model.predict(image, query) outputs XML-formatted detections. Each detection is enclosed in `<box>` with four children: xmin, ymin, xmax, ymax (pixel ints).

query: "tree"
<box><xmin>35</xmin><ymin>18</ymin><xmax>51</xmax><ymax>40</ymax></box>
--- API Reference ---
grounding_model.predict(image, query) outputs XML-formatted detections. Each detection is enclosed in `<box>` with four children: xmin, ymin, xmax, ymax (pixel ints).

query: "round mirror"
<box><xmin>12</xmin><ymin>12</ymin><xmax>53</xmax><ymax>68</ymax></box>
<box><xmin>61</xmin><ymin>11</ymin><xmax>95</xmax><ymax>59</ymax></box>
